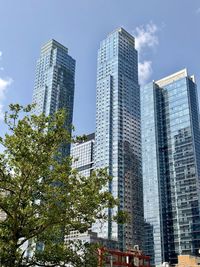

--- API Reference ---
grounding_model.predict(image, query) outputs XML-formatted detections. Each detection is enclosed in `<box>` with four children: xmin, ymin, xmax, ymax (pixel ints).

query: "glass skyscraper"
<box><xmin>93</xmin><ymin>28</ymin><xmax>143</xmax><ymax>250</ymax></box>
<box><xmin>141</xmin><ymin>69</ymin><xmax>200</xmax><ymax>265</ymax></box>
<box><xmin>32</xmin><ymin>39</ymin><xmax>75</xmax><ymax>155</ymax></box>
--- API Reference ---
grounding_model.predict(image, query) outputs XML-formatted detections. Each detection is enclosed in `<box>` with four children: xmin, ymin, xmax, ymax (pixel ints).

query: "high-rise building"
<box><xmin>141</xmin><ymin>69</ymin><xmax>200</xmax><ymax>265</ymax></box>
<box><xmin>93</xmin><ymin>28</ymin><xmax>143</xmax><ymax>250</ymax></box>
<box><xmin>32</xmin><ymin>39</ymin><xmax>75</xmax><ymax>155</ymax></box>
<box><xmin>68</xmin><ymin>133</ymin><xmax>118</xmax><ymax>251</ymax></box>
<box><xmin>71</xmin><ymin>133</ymin><xmax>95</xmax><ymax>177</ymax></box>
<box><xmin>26</xmin><ymin>40</ymin><xmax>75</xmax><ymax>257</ymax></box>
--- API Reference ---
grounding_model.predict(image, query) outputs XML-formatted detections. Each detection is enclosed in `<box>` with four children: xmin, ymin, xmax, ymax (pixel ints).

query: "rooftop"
<box><xmin>156</xmin><ymin>68</ymin><xmax>188</xmax><ymax>87</ymax></box>
<box><xmin>41</xmin><ymin>39</ymin><xmax>68</xmax><ymax>54</ymax></box>
<box><xmin>106</xmin><ymin>27</ymin><xmax>135</xmax><ymax>45</ymax></box>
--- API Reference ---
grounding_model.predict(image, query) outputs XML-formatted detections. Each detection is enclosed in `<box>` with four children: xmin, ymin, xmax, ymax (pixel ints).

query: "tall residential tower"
<box><xmin>32</xmin><ymin>39</ymin><xmax>75</xmax><ymax>155</ymax></box>
<box><xmin>141</xmin><ymin>69</ymin><xmax>200</xmax><ymax>265</ymax></box>
<box><xmin>93</xmin><ymin>28</ymin><xmax>143</xmax><ymax>250</ymax></box>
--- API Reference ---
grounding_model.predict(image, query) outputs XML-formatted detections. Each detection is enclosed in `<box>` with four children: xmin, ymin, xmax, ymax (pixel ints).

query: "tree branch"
<box><xmin>0</xmin><ymin>203</ymin><xmax>13</xmax><ymax>219</ymax></box>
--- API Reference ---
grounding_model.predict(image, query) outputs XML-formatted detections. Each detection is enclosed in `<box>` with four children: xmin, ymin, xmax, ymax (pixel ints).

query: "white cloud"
<box><xmin>134</xmin><ymin>22</ymin><xmax>158</xmax><ymax>53</ymax></box>
<box><xmin>138</xmin><ymin>61</ymin><xmax>152</xmax><ymax>85</ymax></box>
<box><xmin>133</xmin><ymin>22</ymin><xmax>159</xmax><ymax>85</ymax></box>
<box><xmin>0</xmin><ymin>51</ymin><xmax>13</xmax><ymax>120</ymax></box>
<box><xmin>0</xmin><ymin>77</ymin><xmax>13</xmax><ymax>120</ymax></box>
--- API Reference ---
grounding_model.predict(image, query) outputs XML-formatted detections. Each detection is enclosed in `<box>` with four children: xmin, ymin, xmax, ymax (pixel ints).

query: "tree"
<box><xmin>0</xmin><ymin>104</ymin><xmax>117</xmax><ymax>267</ymax></box>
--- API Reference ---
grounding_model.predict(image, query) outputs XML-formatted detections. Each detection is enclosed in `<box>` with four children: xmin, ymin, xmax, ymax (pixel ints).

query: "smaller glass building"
<box><xmin>141</xmin><ymin>69</ymin><xmax>200</xmax><ymax>265</ymax></box>
<box><xmin>71</xmin><ymin>133</ymin><xmax>95</xmax><ymax>177</ymax></box>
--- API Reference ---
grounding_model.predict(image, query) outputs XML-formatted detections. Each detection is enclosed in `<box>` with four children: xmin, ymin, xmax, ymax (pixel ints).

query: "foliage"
<box><xmin>0</xmin><ymin>104</ymin><xmax>117</xmax><ymax>267</ymax></box>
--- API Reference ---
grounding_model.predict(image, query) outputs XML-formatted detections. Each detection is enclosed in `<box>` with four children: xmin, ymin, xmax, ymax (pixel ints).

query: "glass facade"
<box><xmin>71</xmin><ymin>133</ymin><xmax>95</xmax><ymax>177</ymax></box>
<box><xmin>141</xmin><ymin>82</ymin><xmax>166</xmax><ymax>266</ymax></box>
<box><xmin>141</xmin><ymin>69</ymin><xmax>200</xmax><ymax>265</ymax></box>
<box><xmin>68</xmin><ymin>133</ymin><xmax>119</xmax><ymax>259</ymax></box>
<box><xmin>93</xmin><ymin>28</ymin><xmax>143</xmax><ymax>250</ymax></box>
<box><xmin>32</xmin><ymin>39</ymin><xmax>75</xmax><ymax>155</ymax></box>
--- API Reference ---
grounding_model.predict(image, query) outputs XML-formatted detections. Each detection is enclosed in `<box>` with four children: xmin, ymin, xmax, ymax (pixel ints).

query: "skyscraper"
<box><xmin>93</xmin><ymin>28</ymin><xmax>143</xmax><ymax>250</ymax></box>
<box><xmin>141</xmin><ymin>69</ymin><xmax>200</xmax><ymax>265</ymax></box>
<box><xmin>32</xmin><ymin>39</ymin><xmax>75</xmax><ymax>155</ymax></box>
<box><xmin>25</xmin><ymin>40</ymin><xmax>75</xmax><ymax>257</ymax></box>
<box><xmin>67</xmin><ymin>133</ymin><xmax>118</xmax><ymax>251</ymax></box>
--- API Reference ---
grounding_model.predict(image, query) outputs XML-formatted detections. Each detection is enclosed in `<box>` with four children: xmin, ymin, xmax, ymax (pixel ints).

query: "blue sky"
<box><xmin>0</xmin><ymin>0</ymin><xmax>200</xmax><ymax>136</ymax></box>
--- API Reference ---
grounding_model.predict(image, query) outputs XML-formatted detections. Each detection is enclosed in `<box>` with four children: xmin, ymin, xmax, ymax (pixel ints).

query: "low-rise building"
<box><xmin>176</xmin><ymin>255</ymin><xmax>200</xmax><ymax>267</ymax></box>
